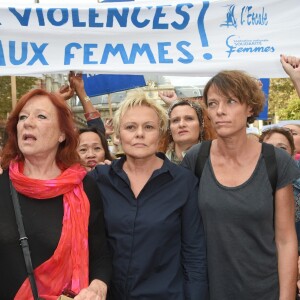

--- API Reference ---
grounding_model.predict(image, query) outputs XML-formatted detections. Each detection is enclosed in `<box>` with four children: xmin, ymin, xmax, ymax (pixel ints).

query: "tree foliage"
<box><xmin>0</xmin><ymin>76</ymin><xmax>38</xmax><ymax>119</ymax></box>
<box><xmin>268</xmin><ymin>78</ymin><xmax>299</xmax><ymax>120</ymax></box>
<box><xmin>278</xmin><ymin>97</ymin><xmax>300</xmax><ymax>120</ymax></box>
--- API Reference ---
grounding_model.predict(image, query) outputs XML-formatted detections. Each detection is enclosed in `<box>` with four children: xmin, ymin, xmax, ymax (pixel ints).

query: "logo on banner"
<box><xmin>221</xmin><ymin>5</ymin><xmax>274</xmax><ymax>58</ymax></box>
<box><xmin>225</xmin><ymin>35</ymin><xmax>275</xmax><ymax>58</ymax></box>
<box><xmin>220</xmin><ymin>5</ymin><xmax>268</xmax><ymax>28</ymax></box>
<box><xmin>220</xmin><ymin>5</ymin><xmax>237</xmax><ymax>28</ymax></box>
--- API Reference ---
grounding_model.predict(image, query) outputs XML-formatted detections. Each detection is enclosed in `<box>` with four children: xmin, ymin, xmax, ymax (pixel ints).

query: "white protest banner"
<box><xmin>0</xmin><ymin>0</ymin><xmax>299</xmax><ymax>77</ymax></box>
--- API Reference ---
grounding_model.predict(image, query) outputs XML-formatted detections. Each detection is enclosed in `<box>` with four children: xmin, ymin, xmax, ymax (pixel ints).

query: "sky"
<box><xmin>165</xmin><ymin>76</ymin><xmax>211</xmax><ymax>87</ymax></box>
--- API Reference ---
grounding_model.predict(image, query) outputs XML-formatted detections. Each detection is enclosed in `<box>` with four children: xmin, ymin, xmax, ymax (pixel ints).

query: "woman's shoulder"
<box><xmin>273</xmin><ymin>146</ymin><xmax>297</xmax><ymax>165</ymax></box>
<box><xmin>272</xmin><ymin>147</ymin><xmax>300</xmax><ymax>186</ymax></box>
<box><xmin>167</xmin><ymin>157</ymin><xmax>198</xmax><ymax>184</ymax></box>
<box><xmin>88</xmin><ymin>163</ymin><xmax>112</xmax><ymax>180</ymax></box>
<box><xmin>83</xmin><ymin>173</ymin><xmax>101</xmax><ymax>194</ymax></box>
<box><xmin>181</xmin><ymin>142</ymin><xmax>207</xmax><ymax>172</ymax></box>
<box><xmin>0</xmin><ymin>168</ymin><xmax>9</xmax><ymax>182</ymax></box>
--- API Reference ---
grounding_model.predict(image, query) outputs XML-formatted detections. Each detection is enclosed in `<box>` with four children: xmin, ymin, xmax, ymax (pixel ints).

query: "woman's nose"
<box><xmin>136</xmin><ymin>126</ymin><xmax>144</xmax><ymax>137</ymax></box>
<box><xmin>178</xmin><ymin>119</ymin><xmax>186</xmax><ymax>127</ymax></box>
<box><xmin>216</xmin><ymin>102</ymin><xmax>226</xmax><ymax>115</ymax></box>
<box><xmin>86</xmin><ymin>148</ymin><xmax>96</xmax><ymax>157</ymax></box>
<box><xmin>23</xmin><ymin>115</ymin><xmax>35</xmax><ymax>127</ymax></box>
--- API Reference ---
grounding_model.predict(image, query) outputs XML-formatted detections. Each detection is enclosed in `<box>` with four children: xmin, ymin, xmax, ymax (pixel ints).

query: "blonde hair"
<box><xmin>113</xmin><ymin>88</ymin><xmax>168</xmax><ymax>137</ymax></box>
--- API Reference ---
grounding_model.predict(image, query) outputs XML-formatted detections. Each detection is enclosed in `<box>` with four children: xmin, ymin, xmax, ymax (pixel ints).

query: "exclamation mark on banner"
<box><xmin>198</xmin><ymin>1</ymin><xmax>212</xmax><ymax>60</ymax></box>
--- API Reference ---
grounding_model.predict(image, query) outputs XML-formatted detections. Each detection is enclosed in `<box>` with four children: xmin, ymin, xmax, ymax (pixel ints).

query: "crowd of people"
<box><xmin>0</xmin><ymin>54</ymin><xmax>299</xmax><ymax>300</ymax></box>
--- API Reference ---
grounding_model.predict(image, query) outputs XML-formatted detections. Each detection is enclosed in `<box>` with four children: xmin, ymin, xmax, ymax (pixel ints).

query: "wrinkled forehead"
<box><xmin>21</xmin><ymin>95</ymin><xmax>56</xmax><ymax>111</ymax></box>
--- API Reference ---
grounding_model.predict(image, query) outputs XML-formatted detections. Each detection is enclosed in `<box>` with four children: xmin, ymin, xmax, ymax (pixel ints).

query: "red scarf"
<box><xmin>9</xmin><ymin>161</ymin><xmax>90</xmax><ymax>300</ymax></box>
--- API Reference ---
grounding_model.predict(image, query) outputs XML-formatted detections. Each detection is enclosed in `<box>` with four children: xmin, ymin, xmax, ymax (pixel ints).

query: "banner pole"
<box><xmin>108</xmin><ymin>94</ymin><xmax>113</xmax><ymax>119</ymax></box>
<box><xmin>11</xmin><ymin>76</ymin><xmax>17</xmax><ymax>110</ymax></box>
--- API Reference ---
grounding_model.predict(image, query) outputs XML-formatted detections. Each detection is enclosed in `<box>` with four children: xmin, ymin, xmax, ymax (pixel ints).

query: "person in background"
<box><xmin>0</xmin><ymin>89</ymin><xmax>111</xmax><ymax>299</ymax></box>
<box><xmin>166</xmin><ymin>100</ymin><xmax>216</xmax><ymax>164</ymax></box>
<box><xmin>280</xmin><ymin>121</ymin><xmax>300</xmax><ymax>161</ymax></box>
<box><xmin>281</xmin><ymin>54</ymin><xmax>300</xmax><ymax>97</ymax></box>
<box><xmin>158</xmin><ymin>90</ymin><xmax>216</xmax><ymax>164</ymax></box>
<box><xmin>59</xmin><ymin>72</ymin><xmax>107</xmax><ymax>136</ymax></box>
<box><xmin>78</xmin><ymin>126</ymin><xmax>113</xmax><ymax>171</ymax></box>
<box><xmin>259</xmin><ymin>126</ymin><xmax>296</xmax><ymax>155</ymax></box>
<box><xmin>60</xmin><ymin>72</ymin><xmax>117</xmax><ymax>164</ymax></box>
<box><xmin>89</xmin><ymin>89</ymin><xmax>208</xmax><ymax>299</ymax></box>
<box><xmin>182</xmin><ymin>70</ymin><xmax>300</xmax><ymax>300</ymax></box>
<box><xmin>259</xmin><ymin>125</ymin><xmax>300</xmax><ymax>297</ymax></box>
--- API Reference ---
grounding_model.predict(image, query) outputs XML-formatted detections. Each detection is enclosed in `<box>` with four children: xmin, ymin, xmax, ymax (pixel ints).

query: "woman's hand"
<box><xmin>58</xmin><ymin>84</ymin><xmax>75</xmax><ymax>101</ymax></box>
<box><xmin>69</xmin><ymin>71</ymin><xmax>85</xmax><ymax>96</ymax></box>
<box><xmin>280</xmin><ymin>54</ymin><xmax>300</xmax><ymax>97</ymax></box>
<box><xmin>104</xmin><ymin>118</ymin><xmax>114</xmax><ymax>137</ymax></box>
<box><xmin>158</xmin><ymin>90</ymin><xmax>178</xmax><ymax>105</ymax></box>
<box><xmin>74</xmin><ymin>279</ymin><xmax>107</xmax><ymax>300</ymax></box>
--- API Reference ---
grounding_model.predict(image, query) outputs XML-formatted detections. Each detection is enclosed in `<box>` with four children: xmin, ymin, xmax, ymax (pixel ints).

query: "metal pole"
<box><xmin>108</xmin><ymin>94</ymin><xmax>113</xmax><ymax>118</ymax></box>
<box><xmin>11</xmin><ymin>76</ymin><xmax>17</xmax><ymax>110</ymax></box>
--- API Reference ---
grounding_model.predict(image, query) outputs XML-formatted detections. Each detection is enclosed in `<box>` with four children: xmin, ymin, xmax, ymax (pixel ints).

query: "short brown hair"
<box><xmin>1</xmin><ymin>88</ymin><xmax>80</xmax><ymax>170</ymax></box>
<box><xmin>259</xmin><ymin>127</ymin><xmax>295</xmax><ymax>155</ymax></box>
<box><xmin>203</xmin><ymin>70</ymin><xmax>265</xmax><ymax>124</ymax></box>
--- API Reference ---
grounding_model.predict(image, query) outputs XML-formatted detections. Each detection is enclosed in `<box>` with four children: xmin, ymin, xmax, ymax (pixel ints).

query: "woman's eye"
<box><xmin>207</xmin><ymin>102</ymin><xmax>216</xmax><ymax>108</ymax></box>
<box><xmin>171</xmin><ymin>118</ymin><xmax>179</xmax><ymax>124</ymax></box>
<box><xmin>94</xmin><ymin>147</ymin><xmax>102</xmax><ymax>151</ymax></box>
<box><xmin>19</xmin><ymin>115</ymin><xmax>27</xmax><ymax>121</ymax></box>
<box><xmin>145</xmin><ymin>125</ymin><xmax>154</xmax><ymax>130</ymax></box>
<box><xmin>79</xmin><ymin>148</ymin><xmax>87</xmax><ymax>153</ymax></box>
<box><xmin>38</xmin><ymin>114</ymin><xmax>47</xmax><ymax>119</ymax></box>
<box><xmin>228</xmin><ymin>98</ymin><xmax>237</xmax><ymax>104</ymax></box>
<box><xmin>125</xmin><ymin>125</ymin><xmax>135</xmax><ymax>130</ymax></box>
<box><xmin>185</xmin><ymin>116</ymin><xmax>194</xmax><ymax>121</ymax></box>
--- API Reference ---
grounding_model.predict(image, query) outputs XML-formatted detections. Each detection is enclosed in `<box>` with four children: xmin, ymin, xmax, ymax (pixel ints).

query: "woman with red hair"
<box><xmin>0</xmin><ymin>89</ymin><xmax>111</xmax><ymax>299</ymax></box>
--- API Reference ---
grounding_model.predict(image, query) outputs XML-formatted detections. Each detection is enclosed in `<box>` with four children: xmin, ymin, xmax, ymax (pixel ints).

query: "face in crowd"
<box><xmin>78</xmin><ymin>132</ymin><xmax>106</xmax><ymax>170</ymax></box>
<box><xmin>169</xmin><ymin>103</ymin><xmax>201</xmax><ymax>146</ymax></box>
<box><xmin>259</xmin><ymin>127</ymin><xmax>295</xmax><ymax>156</ymax></box>
<box><xmin>283</xmin><ymin>124</ymin><xmax>300</xmax><ymax>154</ymax></box>
<box><xmin>77</xmin><ymin>128</ymin><xmax>112</xmax><ymax>171</ymax></box>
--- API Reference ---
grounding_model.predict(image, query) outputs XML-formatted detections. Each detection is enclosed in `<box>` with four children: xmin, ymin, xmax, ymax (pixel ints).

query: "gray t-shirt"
<box><xmin>182</xmin><ymin>143</ymin><xmax>300</xmax><ymax>300</ymax></box>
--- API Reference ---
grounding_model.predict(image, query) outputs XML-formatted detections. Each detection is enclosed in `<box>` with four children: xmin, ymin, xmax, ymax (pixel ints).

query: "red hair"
<box><xmin>1</xmin><ymin>89</ymin><xmax>80</xmax><ymax>170</ymax></box>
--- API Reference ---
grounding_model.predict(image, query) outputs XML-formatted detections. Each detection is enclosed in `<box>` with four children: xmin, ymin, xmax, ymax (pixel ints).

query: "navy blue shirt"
<box><xmin>87</xmin><ymin>117</ymin><xmax>105</xmax><ymax>135</ymax></box>
<box><xmin>89</xmin><ymin>153</ymin><xmax>208</xmax><ymax>300</ymax></box>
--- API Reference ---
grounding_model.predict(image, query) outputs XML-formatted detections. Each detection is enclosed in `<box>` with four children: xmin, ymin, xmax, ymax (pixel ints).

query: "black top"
<box><xmin>0</xmin><ymin>169</ymin><xmax>111</xmax><ymax>299</ymax></box>
<box><xmin>89</xmin><ymin>153</ymin><xmax>208</xmax><ymax>300</ymax></box>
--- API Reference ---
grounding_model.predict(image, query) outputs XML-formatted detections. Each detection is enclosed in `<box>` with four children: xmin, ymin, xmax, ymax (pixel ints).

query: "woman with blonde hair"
<box><xmin>89</xmin><ymin>88</ymin><xmax>208</xmax><ymax>299</ymax></box>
